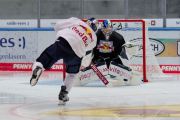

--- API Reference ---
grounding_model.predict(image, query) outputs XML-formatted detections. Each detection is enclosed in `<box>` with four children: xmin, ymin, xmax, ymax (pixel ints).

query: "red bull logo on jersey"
<box><xmin>72</xmin><ymin>26</ymin><xmax>93</xmax><ymax>46</ymax></box>
<box><xmin>97</xmin><ymin>40</ymin><xmax>114</xmax><ymax>53</ymax></box>
<box><xmin>72</xmin><ymin>26</ymin><xmax>88</xmax><ymax>46</ymax></box>
<box><xmin>79</xmin><ymin>25</ymin><xmax>93</xmax><ymax>40</ymax></box>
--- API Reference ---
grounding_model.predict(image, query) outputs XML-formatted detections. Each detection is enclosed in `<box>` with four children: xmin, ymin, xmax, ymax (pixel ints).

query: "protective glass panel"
<box><xmin>84</xmin><ymin>0</ymin><xmax>125</xmax><ymax>19</ymax></box>
<box><xmin>40</xmin><ymin>0</ymin><xmax>82</xmax><ymax>19</ymax></box>
<box><xmin>166</xmin><ymin>0</ymin><xmax>180</xmax><ymax>18</ymax></box>
<box><xmin>0</xmin><ymin>0</ymin><xmax>38</xmax><ymax>19</ymax></box>
<box><xmin>128</xmin><ymin>0</ymin><xmax>164</xmax><ymax>18</ymax></box>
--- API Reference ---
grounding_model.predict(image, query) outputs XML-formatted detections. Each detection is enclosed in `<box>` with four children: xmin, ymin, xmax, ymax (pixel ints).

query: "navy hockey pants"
<box><xmin>36</xmin><ymin>37</ymin><xmax>82</xmax><ymax>73</ymax></box>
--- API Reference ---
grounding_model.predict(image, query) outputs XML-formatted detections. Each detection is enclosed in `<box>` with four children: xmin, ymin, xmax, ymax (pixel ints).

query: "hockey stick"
<box><xmin>90</xmin><ymin>63</ymin><xmax>109</xmax><ymax>86</ymax></box>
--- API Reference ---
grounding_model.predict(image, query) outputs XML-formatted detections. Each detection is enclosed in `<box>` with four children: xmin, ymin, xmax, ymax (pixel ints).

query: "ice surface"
<box><xmin>0</xmin><ymin>71</ymin><xmax>180</xmax><ymax>120</ymax></box>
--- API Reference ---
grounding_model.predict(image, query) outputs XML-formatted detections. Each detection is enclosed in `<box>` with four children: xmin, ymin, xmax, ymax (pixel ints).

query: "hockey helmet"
<box><xmin>87</xmin><ymin>17</ymin><xmax>99</xmax><ymax>32</ymax></box>
<box><xmin>102</xmin><ymin>19</ymin><xmax>113</xmax><ymax>36</ymax></box>
<box><xmin>102</xmin><ymin>19</ymin><xmax>112</xmax><ymax>29</ymax></box>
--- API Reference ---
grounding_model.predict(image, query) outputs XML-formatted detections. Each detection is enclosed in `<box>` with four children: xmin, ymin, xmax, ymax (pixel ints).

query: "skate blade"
<box><xmin>58</xmin><ymin>100</ymin><xmax>66</xmax><ymax>105</ymax></box>
<box><xmin>30</xmin><ymin>78</ymin><xmax>38</xmax><ymax>86</ymax></box>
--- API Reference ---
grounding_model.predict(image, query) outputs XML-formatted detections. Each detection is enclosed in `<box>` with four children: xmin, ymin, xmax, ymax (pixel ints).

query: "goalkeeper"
<box><xmin>79</xmin><ymin>19</ymin><xmax>132</xmax><ymax>86</ymax></box>
<box><xmin>92</xmin><ymin>19</ymin><xmax>129</xmax><ymax>69</ymax></box>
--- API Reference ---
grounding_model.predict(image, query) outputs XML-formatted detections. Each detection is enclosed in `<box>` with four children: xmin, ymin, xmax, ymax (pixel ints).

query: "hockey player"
<box><xmin>79</xmin><ymin>19</ymin><xmax>132</xmax><ymax>86</ymax></box>
<box><xmin>30</xmin><ymin>17</ymin><xmax>99</xmax><ymax>104</ymax></box>
<box><xmin>92</xmin><ymin>19</ymin><xmax>126</xmax><ymax>68</ymax></box>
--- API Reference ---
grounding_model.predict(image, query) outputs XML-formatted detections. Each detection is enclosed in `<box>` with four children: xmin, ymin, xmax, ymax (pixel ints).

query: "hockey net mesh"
<box><xmin>110</xmin><ymin>19</ymin><xmax>168</xmax><ymax>82</ymax></box>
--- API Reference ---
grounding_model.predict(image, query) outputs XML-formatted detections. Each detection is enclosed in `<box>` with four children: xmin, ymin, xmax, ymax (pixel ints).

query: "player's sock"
<box><xmin>58</xmin><ymin>86</ymin><xmax>69</xmax><ymax>105</ymax></box>
<box><xmin>30</xmin><ymin>62</ymin><xmax>43</xmax><ymax>86</ymax></box>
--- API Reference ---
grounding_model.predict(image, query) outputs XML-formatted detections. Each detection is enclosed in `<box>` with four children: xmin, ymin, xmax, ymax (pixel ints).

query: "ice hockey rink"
<box><xmin>0</xmin><ymin>71</ymin><xmax>180</xmax><ymax>120</ymax></box>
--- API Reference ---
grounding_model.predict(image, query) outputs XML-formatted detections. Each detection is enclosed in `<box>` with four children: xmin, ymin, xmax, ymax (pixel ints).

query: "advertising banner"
<box><xmin>0</xmin><ymin>19</ymin><xmax>37</xmax><ymax>28</ymax></box>
<box><xmin>144</xmin><ymin>19</ymin><xmax>163</xmax><ymax>28</ymax></box>
<box><xmin>40</xmin><ymin>19</ymin><xmax>60</xmax><ymax>28</ymax></box>
<box><xmin>0</xmin><ymin>31</ymin><xmax>38</xmax><ymax>62</ymax></box>
<box><xmin>0</xmin><ymin>28</ymin><xmax>180</xmax><ymax>73</ymax></box>
<box><xmin>166</xmin><ymin>19</ymin><xmax>180</xmax><ymax>27</ymax></box>
<box><xmin>0</xmin><ymin>63</ymin><xmax>63</xmax><ymax>71</ymax></box>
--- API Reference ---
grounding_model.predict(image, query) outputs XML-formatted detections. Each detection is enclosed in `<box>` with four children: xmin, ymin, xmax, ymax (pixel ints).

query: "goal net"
<box><xmin>109</xmin><ymin>19</ymin><xmax>168</xmax><ymax>82</ymax></box>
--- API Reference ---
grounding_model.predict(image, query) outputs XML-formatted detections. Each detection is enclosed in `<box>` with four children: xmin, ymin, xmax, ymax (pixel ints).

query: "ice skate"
<box><xmin>30</xmin><ymin>66</ymin><xmax>42</xmax><ymax>86</ymax></box>
<box><xmin>58</xmin><ymin>86</ymin><xmax>69</xmax><ymax>105</ymax></box>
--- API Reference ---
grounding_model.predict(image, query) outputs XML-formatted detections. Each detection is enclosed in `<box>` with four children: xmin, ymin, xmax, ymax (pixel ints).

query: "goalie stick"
<box><xmin>90</xmin><ymin>63</ymin><xmax>109</xmax><ymax>86</ymax></box>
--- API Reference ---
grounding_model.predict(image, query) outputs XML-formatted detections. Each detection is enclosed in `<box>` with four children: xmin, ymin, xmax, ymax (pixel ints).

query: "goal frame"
<box><xmin>99</xmin><ymin>19</ymin><xmax>147</xmax><ymax>82</ymax></box>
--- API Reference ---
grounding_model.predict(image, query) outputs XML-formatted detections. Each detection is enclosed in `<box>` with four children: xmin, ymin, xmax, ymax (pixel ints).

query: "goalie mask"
<box><xmin>102</xmin><ymin>19</ymin><xmax>113</xmax><ymax>37</ymax></box>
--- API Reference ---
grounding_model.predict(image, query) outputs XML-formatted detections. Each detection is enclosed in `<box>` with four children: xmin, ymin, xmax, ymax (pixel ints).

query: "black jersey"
<box><xmin>93</xmin><ymin>29</ymin><xmax>125</xmax><ymax>60</ymax></box>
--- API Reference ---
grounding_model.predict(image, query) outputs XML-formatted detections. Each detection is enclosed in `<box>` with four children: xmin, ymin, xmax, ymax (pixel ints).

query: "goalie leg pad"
<box><xmin>79</xmin><ymin>62</ymin><xmax>108</xmax><ymax>86</ymax></box>
<box><xmin>109</xmin><ymin>61</ymin><xmax>132</xmax><ymax>81</ymax></box>
<box><xmin>109</xmin><ymin>62</ymin><xmax>142</xmax><ymax>86</ymax></box>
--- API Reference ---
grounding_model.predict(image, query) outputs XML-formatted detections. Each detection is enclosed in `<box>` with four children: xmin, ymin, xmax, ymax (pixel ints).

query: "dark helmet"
<box><xmin>87</xmin><ymin>17</ymin><xmax>99</xmax><ymax>32</ymax></box>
